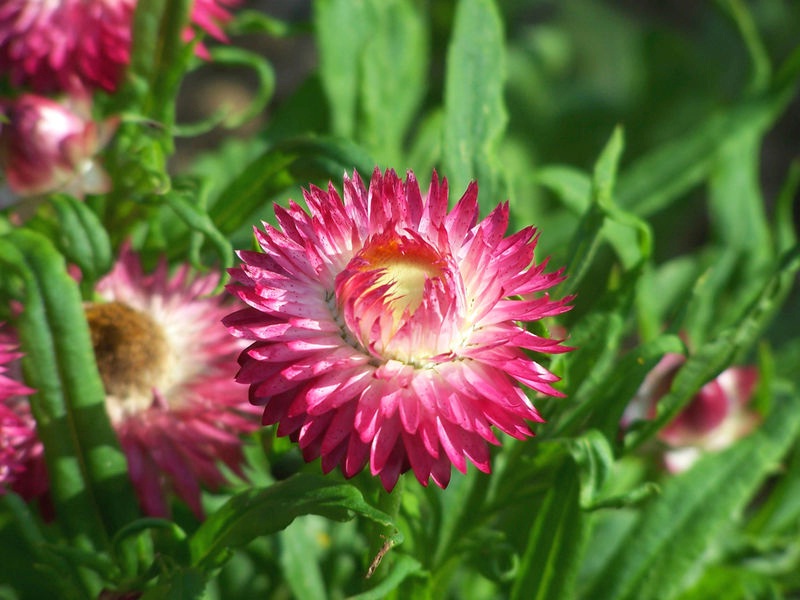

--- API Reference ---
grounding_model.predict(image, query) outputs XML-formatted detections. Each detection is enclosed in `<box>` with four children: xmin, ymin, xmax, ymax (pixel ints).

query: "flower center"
<box><xmin>85</xmin><ymin>301</ymin><xmax>172</xmax><ymax>423</ymax></box>
<box><xmin>358</xmin><ymin>235</ymin><xmax>444</xmax><ymax>319</ymax></box>
<box><xmin>334</xmin><ymin>231</ymin><xmax>459</xmax><ymax>364</ymax></box>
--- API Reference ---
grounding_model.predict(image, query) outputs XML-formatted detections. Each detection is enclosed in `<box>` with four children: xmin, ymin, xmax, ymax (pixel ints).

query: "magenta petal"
<box><xmin>224</xmin><ymin>168</ymin><xmax>572</xmax><ymax>490</ymax></box>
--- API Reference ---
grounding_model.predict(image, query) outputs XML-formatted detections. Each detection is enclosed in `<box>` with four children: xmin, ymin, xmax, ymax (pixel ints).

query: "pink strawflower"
<box><xmin>87</xmin><ymin>245</ymin><xmax>258</xmax><ymax>517</ymax></box>
<box><xmin>0</xmin><ymin>0</ymin><xmax>239</xmax><ymax>94</ymax></box>
<box><xmin>225</xmin><ymin>168</ymin><xmax>573</xmax><ymax>491</ymax></box>
<box><xmin>0</xmin><ymin>93</ymin><xmax>114</xmax><ymax>199</ymax></box>
<box><xmin>0</xmin><ymin>325</ymin><xmax>43</xmax><ymax>497</ymax></box>
<box><xmin>628</xmin><ymin>353</ymin><xmax>760</xmax><ymax>473</ymax></box>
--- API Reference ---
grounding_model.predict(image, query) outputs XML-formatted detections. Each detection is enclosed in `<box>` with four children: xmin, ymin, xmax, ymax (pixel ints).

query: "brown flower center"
<box><xmin>85</xmin><ymin>301</ymin><xmax>171</xmax><ymax>422</ymax></box>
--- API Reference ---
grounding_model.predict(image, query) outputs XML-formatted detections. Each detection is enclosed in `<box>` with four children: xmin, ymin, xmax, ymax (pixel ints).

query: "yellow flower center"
<box><xmin>359</xmin><ymin>237</ymin><xmax>444</xmax><ymax>319</ymax></box>
<box><xmin>85</xmin><ymin>301</ymin><xmax>172</xmax><ymax>422</ymax></box>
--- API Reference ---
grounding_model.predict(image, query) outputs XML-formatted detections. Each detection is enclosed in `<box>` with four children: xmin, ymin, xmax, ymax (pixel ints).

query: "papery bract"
<box><xmin>0</xmin><ymin>93</ymin><xmax>114</xmax><ymax>198</ymax></box>
<box><xmin>0</xmin><ymin>0</ymin><xmax>239</xmax><ymax>94</ymax></box>
<box><xmin>0</xmin><ymin>325</ymin><xmax>43</xmax><ymax>498</ymax></box>
<box><xmin>627</xmin><ymin>353</ymin><xmax>760</xmax><ymax>472</ymax></box>
<box><xmin>88</xmin><ymin>245</ymin><xmax>258</xmax><ymax>517</ymax></box>
<box><xmin>225</xmin><ymin>168</ymin><xmax>573</xmax><ymax>490</ymax></box>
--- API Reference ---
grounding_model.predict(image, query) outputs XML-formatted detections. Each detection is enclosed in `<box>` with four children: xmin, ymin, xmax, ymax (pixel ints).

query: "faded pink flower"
<box><xmin>87</xmin><ymin>245</ymin><xmax>258</xmax><ymax>518</ymax></box>
<box><xmin>628</xmin><ymin>353</ymin><xmax>760</xmax><ymax>473</ymax></box>
<box><xmin>0</xmin><ymin>325</ymin><xmax>43</xmax><ymax>497</ymax></box>
<box><xmin>225</xmin><ymin>168</ymin><xmax>573</xmax><ymax>491</ymax></box>
<box><xmin>0</xmin><ymin>93</ymin><xmax>114</xmax><ymax>199</ymax></box>
<box><xmin>0</xmin><ymin>0</ymin><xmax>239</xmax><ymax>94</ymax></box>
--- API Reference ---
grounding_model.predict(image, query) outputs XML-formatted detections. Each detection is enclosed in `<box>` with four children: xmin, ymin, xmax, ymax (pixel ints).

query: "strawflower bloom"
<box><xmin>627</xmin><ymin>353</ymin><xmax>760</xmax><ymax>473</ymax></box>
<box><xmin>0</xmin><ymin>93</ymin><xmax>114</xmax><ymax>199</ymax></box>
<box><xmin>0</xmin><ymin>0</ymin><xmax>239</xmax><ymax>94</ymax></box>
<box><xmin>86</xmin><ymin>245</ymin><xmax>258</xmax><ymax>517</ymax></box>
<box><xmin>225</xmin><ymin>168</ymin><xmax>573</xmax><ymax>490</ymax></box>
<box><xmin>0</xmin><ymin>325</ymin><xmax>43</xmax><ymax>497</ymax></box>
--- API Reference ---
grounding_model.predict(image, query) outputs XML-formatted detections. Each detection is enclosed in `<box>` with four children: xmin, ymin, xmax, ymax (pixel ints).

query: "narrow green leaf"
<box><xmin>359</xmin><ymin>0</ymin><xmax>428</xmax><ymax>165</ymax></box>
<box><xmin>616</xmin><ymin>53</ymin><xmax>800</xmax><ymax>218</ymax></box>
<box><xmin>567</xmin><ymin>430</ymin><xmax>615</xmax><ymax>509</ymax></box>
<box><xmin>627</xmin><ymin>245</ymin><xmax>800</xmax><ymax>449</ymax></box>
<box><xmin>747</xmin><ymin>415</ymin><xmax>800</xmax><ymax>536</ymax></box>
<box><xmin>773</xmin><ymin>160</ymin><xmax>800</xmax><ymax>254</ymax></box>
<box><xmin>228</xmin><ymin>9</ymin><xmax>301</xmax><ymax>37</ymax></box>
<box><xmin>717</xmin><ymin>0</ymin><xmax>771</xmax><ymax>92</ymax></box>
<box><xmin>210</xmin><ymin>136</ymin><xmax>375</xmax><ymax>236</ymax></box>
<box><xmin>278</xmin><ymin>520</ymin><xmax>328</xmax><ymax>600</ymax></box>
<box><xmin>315</xmin><ymin>0</ymin><xmax>427</xmax><ymax>165</ymax></box>
<box><xmin>314</xmin><ymin>0</ymin><xmax>371</xmax><ymax>138</ymax></box>
<box><xmin>140</xmin><ymin>568</ymin><xmax>206</xmax><ymax>600</ymax></box>
<box><xmin>210</xmin><ymin>149</ymin><xmax>296</xmax><ymax>235</ymax></box>
<box><xmin>348</xmin><ymin>555</ymin><xmax>425</xmax><ymax>600</ymax></box>
<box><xmin>556</xmin><ymin>332</ymin><xmax>684</xmax><ymax>439</ymax></box>
<box><xmin>560</xmin><ymin>269</ymin><xmax>639</xmax><ymax>402</ymax></box>
<box><xmin>585</xmin><ymin>389</ymin><xmax>800</xmax><ymax>600</ymax></box>
<box><xmin>164</xmin><ymin>184</ymin><xmax>233</xmax><ymax>278</ymax></box>
<box><xmin>534</xmin><ymin>165</ymin><xmax>592</xmax><ymax>215</ymax></box>
<box><xmin>676</xmin><ymin>565</ymin><xmax>781</xmax><ymax>600</ymax></box>
<box><xmin>707</xmin><ymin>125</ymin><xmax>772</xmax><ymax>271</ymax></box>
<box><xmin>189</xmin><ymin>474</ymin><xmax>398</xmax><ymax>570</ymax></box>
<box><xmin>50</xmin><ymin>196</ymin><xmax>113</xmax><ymax>286</ymax></box>
<box><xmin>142</xmin><ymin>0</ymin><xmax>193</xmax><ymax>128</ymax></box>
<box><xmin>558</xmin><ymin>127</ymin><xmax>625</xmax><ymax>296</ymax></box>
<box><xmin>511</xmin><ymin>456</ymin><xmax>586</xmax><ymax>600</ymax></box>
<box><xmin>174</xmin><ymin>46</ymin><xmax>275</xmax><ymax>133</ymax></box>
<box><xmin>443</xmin><ymin>0</ymin><xmax>508</xmax><ymax>207</ymax></box>
<box><xmin>0</xmin><ymin>231</ymin><xmax>138</xmax><ymax>549</ymax></box>
<box><xmin>23</xmin><ymin>195</ymin><xmax>112</xmax><ymax>293</ymax></box>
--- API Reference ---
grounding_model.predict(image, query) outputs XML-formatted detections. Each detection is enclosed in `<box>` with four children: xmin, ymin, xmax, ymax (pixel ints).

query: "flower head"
<box><xmin>0</xmin><ymin>93</ymin><xmax>114</xmax><ymax>198</ymax></box>
<box><xmin>225</xmin><ymin>169</ymin><xmax>572</xmax><ymax>490</ymax></box>
<box><xmin>88</xmin><ymin>245</ymin><xmax>258</xmax><ymax>517</ymax></box>
<box><xmin>0</xmin><ymin>325</ymin><xmax>43</xmax><ymax>497</ymax></box>
<box><xmin>627</xmin><ymin>353</ymin><xmax>760</xmax><ymax>472</ymax></box>
<box><xmin>0</xmin><ymin>0</ymin><xmax>239</xmax><ymax>94</ymax></box>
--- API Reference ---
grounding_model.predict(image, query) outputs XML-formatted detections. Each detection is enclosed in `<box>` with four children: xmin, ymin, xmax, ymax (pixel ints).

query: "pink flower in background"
<box><xmin>87</xmin><ymin>245</ymin><xmax>258</xmax><ymax>518</ymax></box>
<box><xmin>0</xmin><ymin>0</ymin><xmax>239</xmax><ymax>94</ymax></box>
<box><xmin>628</xmin><ymin>353</ymin><xmax>760</xmax><ymax>473</ymax></box>
<box><xmin>225</xmin><ymin>168</ymin><xmax>572</xmax><ymax>491</ymax></box>
<box><xmin>0</xmin><ymin>93</ymin><xmax>114</xmax><ymax>198</ymax></box>
<box><xmin>0</xmin><ymin>326</ymin><xmax>43</xmax><ymax>498</ymax></box>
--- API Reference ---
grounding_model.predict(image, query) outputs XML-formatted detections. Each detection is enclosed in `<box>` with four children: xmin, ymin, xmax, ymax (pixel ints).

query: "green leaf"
<box><xmin>511</xmin><ymin>455</ymin><xmax>586</xmax><ymax>600</ymax></box>
<box><xmin>675</xmin><ymin>565</ymin><xmax>781</xmax><ymax>600</ymax></box>
<box><xmin>583</xmin><ymin>388</ymin><xmax>800</xmax><ymax>600</ymax></box>
<box><xmin>278</xmin><ymin>520</ymin><xmax>328</xmax><ymax>600</ymax></box>
<box><xmin>627</xmin><ymin>244</ymin><xmax>800</xmax><ymax>448</ymax></box>
<box><xmin>534</xmin><ymin>165</ymin><xmax>592</xmax><ymax>215</ymax></box>
<box><xmin>189</xmin><ymin>474</ymin><xmax>399</xmax><ymax>570</ymax></box>
<box><xmin>616</xmin><ymin>47</ymin><xmax>800</xmax><ymax>218</ymax></box>
<box><xmin>0</xmin><ymin>231</ymin><xmax>138</xmax><ymax>558</ymax></box>
<box><xmin>163</xmin><ymin>183</ymin><xmax>233</xmax><ymax>278</ymax></box>
<box><xmin>567</xmin><ymin>430</ymin><xmax>615</xmax><ymax>509</ymax></box>
<box><xmin>210</xmin><ymin>135</ymin><xmax>375</xmax><ymax>237</ymax></box>
<box><xmin>443</xmin><ymin>0</ymin><xmax>508</xmax><ymax>208</ymax></box>
<box><xmin>141</xmin><ymin>568</ymin><xmax>206</xmax><ymax>600</ymax></box>
<box><xmin>773</xmin><ymin>160</ymin><xmax>800</xmax><ymax>255</ymax></box>
<box><xmin>358</xmin><ymin>0</ymin><xmax>428</xmax><ymax>166</ymax></box>
<box><xmin>132</xmin><ymin>0</ymin><xmax>193</xmax><ymax>129</ymax></box>
<box><xmin>228</xmin><ymin>9</ymin><xmax>301</xmax><ymax>37</ymax></box>
<box><xmin>24</xmin><ymin>195</ymin><xmax>112</xmax><ymax>293</ymax></box>
<box><xmin>173</xmin><ymin>46</ymin><xmax>275</xmax><ymax>134</ymax></box>
<box><xmin>558</xmin><ymin>127</ymin><xmax>625</xmax><ymax>296</ymax></box>
<box><xmin>314</xmin><ymin>0</ymin><xmax>372</xmax><ymax>139</ymax></box>
<box><xmin>707</xmin><ymin>124</ymin><xmax>772</xmax><ymax>272</ymax></box>
<box><xmin>748</xmin><ymin>420</ymin><xmax>800</xmax><ymax>536</ymax></box>
<box><xmin>315</xmin><ymin>0</ymin><xmax>427</xmax><ymax>166</ymax></box>
<box><xmin>348</xmin><ymin>555</ymin><xmax>425</xmax><ymax>600</ymax></box>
